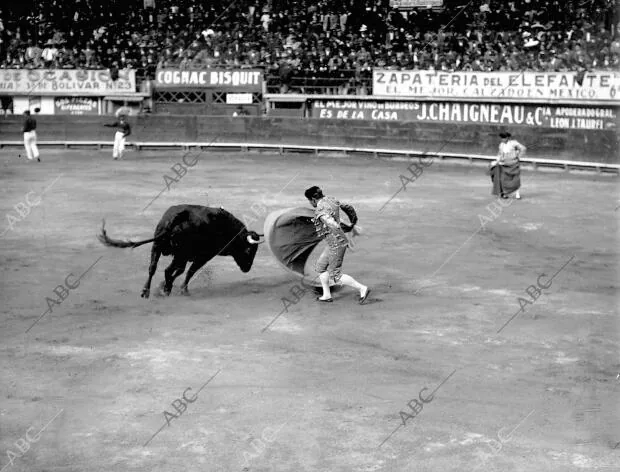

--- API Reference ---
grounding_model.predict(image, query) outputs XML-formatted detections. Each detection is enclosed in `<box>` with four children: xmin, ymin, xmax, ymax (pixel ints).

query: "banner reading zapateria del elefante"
<box><xmin>373</xmin><ymin>70</ymin><xmax>620</xmax><ymax>102</ymax></box>
<box><xmin>0</xmin><ymin>69</ymin><xmax>136</xmax><ymax>95</ymax></box>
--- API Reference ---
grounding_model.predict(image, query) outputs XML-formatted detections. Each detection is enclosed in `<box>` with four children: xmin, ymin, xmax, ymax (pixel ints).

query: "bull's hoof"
<box><xmin>180</xmin><ymin>285</ymin><xmax>189</xmax><ymax>296</ymax></box>
<box><xmin>157</xmin><ymin>281</ymin><xmax>171</xmax><ymax>296</ymax></box>
<box><xmin>141</xmin><ymin>289</ymin><xmax>150</xmax><ymax>299</ymax></box>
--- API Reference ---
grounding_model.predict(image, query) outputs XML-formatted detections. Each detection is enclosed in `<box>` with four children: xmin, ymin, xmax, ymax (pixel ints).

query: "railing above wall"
<box><xmin>265</xmin><ymin>71</ymin><xmax>372</xmax><ymax>96</ymax></box>
<box><xmin>265</xmin><ymin>93</ymin><xmax>620</xmax><ymax>107</ymax></box>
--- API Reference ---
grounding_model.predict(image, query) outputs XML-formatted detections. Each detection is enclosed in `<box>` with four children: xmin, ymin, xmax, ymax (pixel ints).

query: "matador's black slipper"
<box><xmin>317</xmin><ymin>297</ymin><xmax>333</xmax><ymax>303</ymax></box>
<box><xmin>359</xmin><ymin>288</ymin><xmax>371</xmax><ymax>305</ymax></box>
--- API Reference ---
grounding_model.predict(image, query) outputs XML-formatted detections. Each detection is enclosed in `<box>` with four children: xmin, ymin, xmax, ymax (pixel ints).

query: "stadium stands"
<box><xmin>0</xmin><ymin>0</ymin><xmax>617</xmax><ymax>93</ymax></box>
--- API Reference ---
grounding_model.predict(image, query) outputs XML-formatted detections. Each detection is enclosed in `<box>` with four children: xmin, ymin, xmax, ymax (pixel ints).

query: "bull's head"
<box><xmin>234</xmin><ymin>230</ymin><xmax>264</xmax><ymax>273</ymax></box>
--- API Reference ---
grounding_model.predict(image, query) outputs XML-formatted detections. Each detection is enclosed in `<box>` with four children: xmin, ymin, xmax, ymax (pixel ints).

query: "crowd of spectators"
<box><xmin>0</xmin><ymin>0</ymin><xmax>618</xmax><ymax>93</ymax></box>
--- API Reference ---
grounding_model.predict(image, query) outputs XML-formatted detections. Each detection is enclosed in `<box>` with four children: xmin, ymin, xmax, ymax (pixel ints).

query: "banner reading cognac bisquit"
<box><xmin>311</xmin><ymin>100</ymin><xmax>618</xmax><ymax>130</ymax></box>
<box><xmin>155</xmin><ymin>68</ymin><xmax>263</xmax><ymax>91</ymax></box>
<box><xmin>373</xmin><ymin>70</ymin><xmax>620</xmax><ymax>103</ymax></box>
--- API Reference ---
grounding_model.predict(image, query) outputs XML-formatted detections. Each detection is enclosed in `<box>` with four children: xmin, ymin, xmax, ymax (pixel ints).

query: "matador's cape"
<box><xmin>263</xmin><ymin>207</ymin><xmax>362</xmax><ymax>287</ymax></box>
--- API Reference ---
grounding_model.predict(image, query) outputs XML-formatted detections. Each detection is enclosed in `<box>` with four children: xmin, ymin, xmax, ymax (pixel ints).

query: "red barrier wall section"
<box><xmin>0</xmin><ymin>114</ymin><xmax>618</xmax><ymax>164</ymax></box>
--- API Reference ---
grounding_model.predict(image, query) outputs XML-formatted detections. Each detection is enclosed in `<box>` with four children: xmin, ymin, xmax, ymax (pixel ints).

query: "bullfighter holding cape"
<box><xmin>489</xmin><ymin>132</ymin><xmax>526</xmax><ymax>200</ymax></box>
<box><xmin>263</xmin><ymin>186</ymin><xmax>369</xmax><ymax>304</ymax></box>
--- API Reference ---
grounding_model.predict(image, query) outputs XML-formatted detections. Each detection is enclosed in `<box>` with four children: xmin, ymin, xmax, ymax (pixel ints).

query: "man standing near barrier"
<box><xmin>304</xmin><ymin>186</ymin><xmax>370</xmax><ymax>304</ymax></box>
<box><xmin>22</xmin><ymin>110</ymin><xmax>40</xmax><ymax>162</ymax></box>
<box><xmin>489</xmin><ymin>132</ymin><xmax>525</xmax><ymax>200</ymax></box>
<box><xmin>104</xmin><ymin>115</ymin><xmax>131</xmax><ymax>160</ymax></box>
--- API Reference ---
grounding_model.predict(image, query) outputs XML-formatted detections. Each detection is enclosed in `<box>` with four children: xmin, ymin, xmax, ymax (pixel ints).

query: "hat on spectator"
<box><xmin>499</xmin><ymin>132</ymin><xmax>512</xmax><ymax>138</ymax></box>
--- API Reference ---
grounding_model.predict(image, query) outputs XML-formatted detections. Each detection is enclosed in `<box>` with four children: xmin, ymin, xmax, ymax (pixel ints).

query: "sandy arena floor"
<box><xmin>0</xmin><ymin>147</ymin><xmax>618</xmax><ymax>472</ymax></box>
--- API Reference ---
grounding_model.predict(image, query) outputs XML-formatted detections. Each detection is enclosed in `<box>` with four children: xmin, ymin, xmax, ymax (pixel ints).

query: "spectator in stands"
<box><xmin>260</xmin><ymin>8</ymin><xmax>271</xmax><ymax>33</ymax></box>
<box><xmin>41</xmin><ymin>41</ymin><xmax>58</xmax><ymax>67</ymax></box>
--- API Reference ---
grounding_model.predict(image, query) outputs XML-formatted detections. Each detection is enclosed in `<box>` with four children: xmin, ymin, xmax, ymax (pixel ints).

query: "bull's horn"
<box><xmin>247</xmin><ymin>234</ymin><xmax>260</xmax><ymax>244</ymax></box>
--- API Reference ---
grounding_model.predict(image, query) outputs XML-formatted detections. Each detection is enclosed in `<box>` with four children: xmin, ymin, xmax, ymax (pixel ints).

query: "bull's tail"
<box><xmin>97</xmin><ymin>219</ymin><xmax>158</xmax><ymax>249</ymax></box>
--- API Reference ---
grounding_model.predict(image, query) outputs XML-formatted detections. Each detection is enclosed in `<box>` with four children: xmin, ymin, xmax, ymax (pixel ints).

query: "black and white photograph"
<box><xmin>0</xmin><ymin>0</ymin><xmax>618</xmax><ymax>470</ymax></box>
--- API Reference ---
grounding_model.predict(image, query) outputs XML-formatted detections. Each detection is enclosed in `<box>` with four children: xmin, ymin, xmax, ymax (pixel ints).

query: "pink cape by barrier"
<box><xmin>489</xmin><ymin>162</ymin><xmax>521</xmax><ymax>196</ymax></box>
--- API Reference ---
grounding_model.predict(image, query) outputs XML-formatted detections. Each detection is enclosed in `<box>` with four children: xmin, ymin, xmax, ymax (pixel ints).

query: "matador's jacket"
<box><xmin>312</xmin><ymin>196</ymin><xmax>358</xmax><ymax>249</ymax></box>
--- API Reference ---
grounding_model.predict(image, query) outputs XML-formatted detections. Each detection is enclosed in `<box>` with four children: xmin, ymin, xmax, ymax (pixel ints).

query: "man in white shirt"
<box><xmin>22</xmin><ymin>110</ymin><xmax>40</xmax><ymax>162</ymax></box>
<box><xmin>104</xmin><ymin>115</ymin><xmax>131</xmax><ymax>160</ymax></box>
<box><xmin>260</xmin><ymin>12</ymin><xmax>270</xmax><ymax>32</ymax></box>
<box><xmin>41</xmin><ymin>44</ymin><xmax>58</xmax><ymax>65</ymax></box>
<box><xmin>490</xmin><ymin>132</ymin><xmax>526</xmax><ymax>199</ymax></box>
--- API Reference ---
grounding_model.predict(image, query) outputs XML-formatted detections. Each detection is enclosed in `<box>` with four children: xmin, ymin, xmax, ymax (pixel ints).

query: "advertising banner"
<box><xmin>155</xmin><ymin>69</ymin><xmax>263</xmax><ymax>91</ymax></box>
<box><xmin>311</xmin><ymin>99</ymin><xmax>618</xmax><ymax>130</ymax></box>
<box><xmin>373</xmin><ymin>70</ymin><xmax>620</xmax><ymax>103</ymax></box>
<box><xmin>54</xmin><ymin>97</ymin><xmax>99</xmax><ymax>115</ymax></box>
<box><xmin>226</xmin><ymin>93</ymin><xmax>253</xmax><ymax>104</ymax></box>
<box><xmin>0</xmin><ymin>69</ymin><xmax>136</xmax><ymax>96</ymax></box>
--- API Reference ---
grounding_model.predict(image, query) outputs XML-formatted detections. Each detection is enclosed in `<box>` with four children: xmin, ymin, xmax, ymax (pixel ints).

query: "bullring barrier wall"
<box><xmin>0</xmin><ymin>115</ymin><xmax>618</xmax><ymax>166</ymax></box>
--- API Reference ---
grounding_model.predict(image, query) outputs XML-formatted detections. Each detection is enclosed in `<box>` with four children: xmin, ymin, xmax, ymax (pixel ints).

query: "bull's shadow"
<box><xmin>174</xmin><ymin>273</ymin><xmax>325</xmax><ymax>299</ymax></box>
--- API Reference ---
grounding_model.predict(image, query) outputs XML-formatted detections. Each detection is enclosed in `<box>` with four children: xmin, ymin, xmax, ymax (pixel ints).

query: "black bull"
<box><xmin>98</xmin><ymin>205</ymin><xmax>264</xmax><ymax>298</ymax></box>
